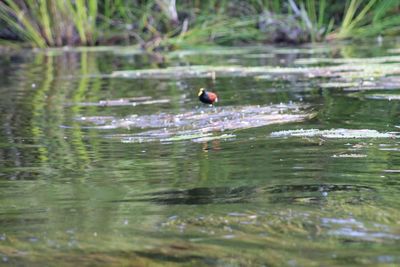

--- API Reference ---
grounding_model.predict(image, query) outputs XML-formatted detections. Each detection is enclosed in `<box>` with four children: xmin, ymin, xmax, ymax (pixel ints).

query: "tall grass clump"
<box><xmin>277</xmin><ymin>0</ymin><xmax>400</xmax><ymax>41</ymax></box>
<box><xmin>287</xmin><ymin>0</ymin><xmax>334</xmax><ymax>42</ymax></box>
<box><xmin>1</xmin><ymin>0</ymin><xmax>400</xmax><ymax>48</ymax></box>
<box><xmin>330</xmin><ymin>0</ymin><xmax>400</xmax><ymax>39</ymax></box>
<box><xmin>0</xmin><ymin>0</ymin><xmax>98</xmax><ymax>47</ymax></box>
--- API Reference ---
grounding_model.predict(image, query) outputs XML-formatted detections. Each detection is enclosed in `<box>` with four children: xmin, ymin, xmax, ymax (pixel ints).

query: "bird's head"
<box><xmin>198</xmin><ymin>88</ymin><xmax>205</xmax><ymax>96</ymax></box>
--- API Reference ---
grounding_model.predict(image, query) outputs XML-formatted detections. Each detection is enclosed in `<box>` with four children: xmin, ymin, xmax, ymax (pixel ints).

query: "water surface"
<box><xmin>1</xmin><ymin>40</ymin><xmax>400</xmax><ymax>266</ymax></box>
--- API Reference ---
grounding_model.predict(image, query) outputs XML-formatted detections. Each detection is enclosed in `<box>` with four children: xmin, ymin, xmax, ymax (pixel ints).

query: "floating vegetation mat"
<box><xmin>362</xmin><ymin>93</ymin><xmax>400</xmax><ymax>101</ymax></box>
<box><xmin>329</xmin><ymin>77</ymin><xmax>400</xmax><ymax>92</ymax></box>
<box><xmin>110</xmin><ymin>54</ymin><xmax>400</xmax><ymax>91</ymax></box>
<box><xmin>110</xmin><ymin>61</ymin><xmax>400</xmax><ymax>81</ymax></box>
<box><xmin>77</xmin><ymin>103</ymin><xmax>311</xmax><ymax>143</ymax></box>
<box><xmin>111</xmin><ymin>65</ymin><xmax>289</xmax><ymax>79</ymax></box>
<box><xmin>294</xmin><ymin>56</ymin><xmax>400</xmax><ymax>65</ymax></box>
<box><xmin>331</xmin><ymin>154</ymin><xmax>368</xmax><ymax>158</ymax></box>
<box><xmin>67</xmin><ymin>96</ymin><xmax>170</xmax><ymax>107</ymax></box>
<box><xmin>270</xmin><ymin>129</ymin><xmax>397</xmax><ymax>139</ymax></box>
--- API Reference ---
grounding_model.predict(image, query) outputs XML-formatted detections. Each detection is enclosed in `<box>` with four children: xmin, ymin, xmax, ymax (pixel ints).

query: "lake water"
<box><xmin>1</xmin><ymin>40</ymin><xmax>400</xmax><ymax>266</ymax></box>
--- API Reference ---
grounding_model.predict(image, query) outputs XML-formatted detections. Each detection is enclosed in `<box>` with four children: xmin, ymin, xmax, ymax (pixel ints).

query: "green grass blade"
<box><xmin>39</xmin><ymin>1</ymin><xmax>54</xmax><ymax>45</ymax></box>
<box><xmin>1</xmin><ymin>1</ymin><xmax>46</xmax><ymax>47</ymax></box>
<box><xmin>373</xmin><ymin>0</ymin><xmax>398</xmax><ymax>23</ymax></box>
<box><xmin>318</xmin><ymin>0</ymin><xmax>326</xmax><ymax>29</ymax></box>
<box><xmin>88</xmin><ymin>0</ymin><xmax>98</xmax><ymax>44</ymax></box>
<box><xmin>341</xmin><ymin>0</ymin><xmax>361</xmax><ymax>30</ymax></box>
<box><xmin>347</xmin><ymin>0</ymin><xmax>378</xmax><ymax>30</ymax></box>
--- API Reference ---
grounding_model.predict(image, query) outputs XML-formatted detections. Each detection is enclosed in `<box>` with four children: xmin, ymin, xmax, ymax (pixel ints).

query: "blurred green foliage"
<box><xmin>0</xmin><ymin>0</ymin><xmax>399</xmax><ymax>48</ymax></box>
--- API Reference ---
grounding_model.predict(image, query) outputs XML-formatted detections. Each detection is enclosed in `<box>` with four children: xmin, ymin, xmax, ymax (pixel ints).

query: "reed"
<box><xmin>0</xmin><ymin>0</ymin><xmax>400</xmax><ymax>47</ymax></box>
<box><xmin>0</xmin><ymin>0</ymin><xmax>99</xmax><ymax>47</ymax></box>
<box><xmin>329</xmin><ymin>0</ymin><xmax>400</xmax><ymax>39</ymax></box>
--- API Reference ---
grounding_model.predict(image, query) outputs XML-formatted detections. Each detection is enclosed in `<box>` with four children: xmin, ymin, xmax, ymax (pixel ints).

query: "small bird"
<box><xmin>198</xmin><ymin>88</ymin><xmax>218</xmax><ymax>105</ymax></box>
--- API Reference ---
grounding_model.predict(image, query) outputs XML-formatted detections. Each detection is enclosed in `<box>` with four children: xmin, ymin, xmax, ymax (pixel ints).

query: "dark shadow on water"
<box><xmin>111</xmin><ymin>183</ymin><xmax>376</xmax><ymax>205</ymax></box>
<box><xmin>0</xmin><ymin>217</ymin><xmax>47</xmax><ymax>227</ymax></box>
<box><xmin>135</xmin><ymin>251</ymin><xmax>218</xmax><ymax>265</ymax></box>
<box><xmin>113</xmin><ymin>186</ymin><xmax>257</xmax><ymax>205</ymax></box>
